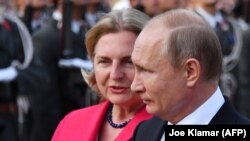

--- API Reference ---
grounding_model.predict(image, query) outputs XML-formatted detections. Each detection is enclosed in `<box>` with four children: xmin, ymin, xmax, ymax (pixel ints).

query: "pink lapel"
<box><xmin>115</xmin><ymin>105</ymin><xmax>152</xmax><ymax>141</ymax></box>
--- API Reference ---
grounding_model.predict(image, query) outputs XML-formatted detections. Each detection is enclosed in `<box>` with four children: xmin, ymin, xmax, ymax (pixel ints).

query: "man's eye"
<box><xmin>136</xmin><ymin>66</ymin><xmax>147</xmax><ymax>72</ymax></box>
<box><xmin>140</xmin><ymin>66</ymin><xmax>152</xmax><ymax>73</ymax></box>
<box><xmin>142</xmin><ymin>68</ymin><xmax>149</xmax><ymax>72</ymax></box>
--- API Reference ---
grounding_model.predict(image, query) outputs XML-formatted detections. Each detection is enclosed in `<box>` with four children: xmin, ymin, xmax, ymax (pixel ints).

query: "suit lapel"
<box><xmin>209</xmin><ymin>96</ymin><xmax>237</xmax><ymax>124</ymax></box>
<box><xmin>133</xmin><ymin>116</ymin><xmax>166</xmax><ymax>141</ymax></box>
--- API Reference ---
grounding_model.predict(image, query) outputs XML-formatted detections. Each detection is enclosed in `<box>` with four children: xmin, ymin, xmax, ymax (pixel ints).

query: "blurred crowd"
<box><xmin>0</xmin><ymin>0</ymin><xmax>250</xmax><ymax>141</ymax></box>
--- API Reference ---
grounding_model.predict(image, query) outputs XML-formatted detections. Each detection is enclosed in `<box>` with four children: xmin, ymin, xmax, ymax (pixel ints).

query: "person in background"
<box><xmin>238</xmin><ymin>28</ymin><xmax>250</xmax><ymax>118</ymax></box>
<box><xmin>0</xmin><ymin>0</ymin><xmax>27</xmax><ymax>140</ymax></box>
<box><xmin>216</xmin><ymin>0</ymin><xmax>249</xmax><ymax>30</ymax></box>
<box><xmin>216</xmin><ymin>0</ymin><xmax>250</xmax><ymax>119</ymax></box>
<box><xmin>133</xmin><ymin>0</ymin><xmax>161</xmax><ymax>17</ymax></box>
<box><xmin>194</xmin><ymin>0</ymin><xmax>243</xmax><ymax>103</ymax></box>
<box><xmin>130</xmin><ymin>9</ymin><xmax>250</xmax><ymax>141</ymax></box>
<box><xmin>57</xmin><ymin>0</ymin><xmax>95</xmax><ymax>113</ymax></box>
<box><xmin>0</xmin><ymin>0</ymin><xmax>49</xmax><ymax>141</ymax></box>
<box><xmin>52</xmin><ymin>8</ymin><xmax>152</xmax><ymax>141</ymax></box>
<box><xmin>16</xmin><ymin>0</ymin><xmax>50</xmax><ymax>34</ymax></box>
<box><xmin>25</xmin><ymin>0</ymin><xmax>92</xmax><ymax>140</ymax></box>
<box><xmin>84</xmin><ymin>0</ymin><xmax>109</xmax><ymax>29</ymax></box>
<box><xmin>159</xmin><ymin>0</ymin><xmax>181</xmax><ymax>13</ymax></box>
<box><xmin>129</xmin><ymin>0</ymin><xmax>182</xmax><ymax>17</ymax></box>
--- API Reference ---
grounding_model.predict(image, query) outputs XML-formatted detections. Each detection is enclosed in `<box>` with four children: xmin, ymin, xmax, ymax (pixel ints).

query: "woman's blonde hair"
<box><xmin>81</xmin><ymin>8</ymin><xmax>150</xmax><ymax>96</ymax></box>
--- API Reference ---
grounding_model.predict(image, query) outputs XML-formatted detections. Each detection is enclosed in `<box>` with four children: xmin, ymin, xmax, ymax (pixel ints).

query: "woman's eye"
<box><xmin>125</xmin><ymin>59</ymin><xmax>133</xmax><ymax>64</ymax></box>
<box><xmin>123</xmin><ymin>57</ymin><xmax>133</xmax><ymax>64</ymax></box>
<box><xmin>98</xmin><ymin>59</ymin><xmax>108</xmax><ymax>64</ymax></box>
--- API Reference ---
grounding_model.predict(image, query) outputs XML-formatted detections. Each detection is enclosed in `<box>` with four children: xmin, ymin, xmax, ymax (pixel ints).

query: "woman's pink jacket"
<box><xmin>52</xmin><ymin>101</ymin><xmax>152</xmax><ymax>141</ymax></box>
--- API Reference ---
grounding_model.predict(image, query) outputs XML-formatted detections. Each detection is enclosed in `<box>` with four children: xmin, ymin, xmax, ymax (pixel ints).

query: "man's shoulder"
<box><xmin>132</xmin><ymin>116</ymin><xmax>166</xmax><ymax>141</ymax></box>
<box><xmin>236</xmin><ymin>113</ymin><xmax>250</xmax><ymax>124</ymax></box>
<box><xmin>211</xmin><ymin>96</ymin><xmax>250</xmax><ymax>124</ymax></box>
<box><xmin>139</xmin><ymin>116</ymin><xmax>164</xmax><ymax>126</ymax></box>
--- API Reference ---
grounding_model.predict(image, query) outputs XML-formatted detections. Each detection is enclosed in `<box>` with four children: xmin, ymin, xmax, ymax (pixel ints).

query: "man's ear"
<box><xmin>183</xmin><ymin>58</ymin><xmax>200</xmax><ymax>87</ymax></box>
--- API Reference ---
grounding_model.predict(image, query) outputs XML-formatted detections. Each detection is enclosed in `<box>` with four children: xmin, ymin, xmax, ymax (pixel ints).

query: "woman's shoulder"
<box><xmin>52</xmin><ymin>102</ymin><xmax>109</xmax><ymax>140</ymax></box>
<box><xmin>65</xmin><ymin>101</ymin><xmax>109</xmax><ymax>119</ymax></box>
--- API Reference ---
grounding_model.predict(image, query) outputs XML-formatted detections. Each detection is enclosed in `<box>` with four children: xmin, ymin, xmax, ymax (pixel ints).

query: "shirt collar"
<box><xmin>169</xmin><ymin>86</ymin><xmax>225</xmax><ymax>125</ymax></box>
<box><xmin>196</xmin><ymin>7</ymin><xmax>223</xmax><ymax>28</ymax></box>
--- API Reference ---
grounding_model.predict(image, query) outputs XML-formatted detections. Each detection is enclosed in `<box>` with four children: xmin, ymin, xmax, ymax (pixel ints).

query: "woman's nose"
<box><xmin>110</xmin><ymin>64</ymin><xmax>124</xmax><ymax>80</ymax></box>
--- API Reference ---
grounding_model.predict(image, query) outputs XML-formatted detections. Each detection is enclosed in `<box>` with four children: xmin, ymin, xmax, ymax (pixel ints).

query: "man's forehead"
<box><xmin>136</xmin><ymin>28</ymin><xmax>152</xmax><ymax>44</ymax></box>
<box><xmin>133</xmin><ymin>30</ymin><xmax>164</xmax><ymax>62</ymax></box>
<box><xmin>133</xmin><ymin>32</ymin><xmax>149</xmax><ymax>58</ymax></box>
<box><xmin>135</xmin><ymin>26</ymin><xmax>164</xmax><ymax>49</ymax></box>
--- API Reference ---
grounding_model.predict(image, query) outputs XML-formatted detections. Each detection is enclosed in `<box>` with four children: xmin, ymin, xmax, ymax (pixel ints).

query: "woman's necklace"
<box><xmin>106</xmin><ymin>104</ymin><xmax>131</xmax><ymax>128</ymax></box>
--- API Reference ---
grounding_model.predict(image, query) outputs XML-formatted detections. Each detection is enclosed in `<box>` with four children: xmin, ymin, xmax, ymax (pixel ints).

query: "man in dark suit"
<box><xmin>194</xmin><ymin>0</ymin><xmax>243</xmax><ymax>108</ymax></box>
<box><xmin>130</xmin><ymin>9</ymin><xmax>250</xmax><ymax>141</ymax></box>
<box><xmin>27</xmin><ymin>0</ymin><xmax>96</xmax><ymax>140</ymax></box>
<box><xmin>238</xmin><ymin>29</ymin><xmax>250</xmax><ymax>118</ymax></box>
<box><xmin>0</xmin><ymin>1</ymin><xmax>50</xmax><ymax>141</ymax></box>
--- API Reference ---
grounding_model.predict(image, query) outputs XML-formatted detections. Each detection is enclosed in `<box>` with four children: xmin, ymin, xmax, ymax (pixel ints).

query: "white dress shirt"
<box><xmin>160</xmin><ymin>87</ymin><xmax>225</xmax><ymax>140</ymax></box>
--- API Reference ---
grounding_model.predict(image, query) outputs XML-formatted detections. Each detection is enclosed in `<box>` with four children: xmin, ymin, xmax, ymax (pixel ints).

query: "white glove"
<box><xmin>17</xmin><ymin>96</ymin><xmax>30</xmax><ymax>124</ymax></box>
<box><xmin>0</xmin><ymin>66</ymin><xmax>18</xmax><ymax>82</ymax></box>
<box><xmin>58</xmin><ymin>58</ymin><xmax>93</xmax><ymax>70</ymax></box>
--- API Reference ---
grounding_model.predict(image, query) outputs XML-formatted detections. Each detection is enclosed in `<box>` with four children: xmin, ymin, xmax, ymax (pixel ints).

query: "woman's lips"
<box><xmin>109</xmin><ymin>86</ymin><xmax>128</xmax><ymax>94</ymax></box>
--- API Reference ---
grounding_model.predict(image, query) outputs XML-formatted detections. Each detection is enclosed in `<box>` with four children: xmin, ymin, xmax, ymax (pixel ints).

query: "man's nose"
<box><xmin>131</xmin><ymin>75</ymin><xmax>145</xmax><ymax>94</ymax></box>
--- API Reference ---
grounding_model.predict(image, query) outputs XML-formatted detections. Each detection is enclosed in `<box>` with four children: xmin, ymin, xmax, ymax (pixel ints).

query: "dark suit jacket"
<box><xmin>20</xmin><ymin>17</ymin><xmax>63</xmax><ymax>141</ymax></box>
<box><xmin>28</xmin><ymin>16</ymin><xmax>90</xmax><ymax>141</ymax></box>
<box><xmin>132</xmin><ymin>96</ymin><xmax>250</xmax><ymax>141</ymax></box>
